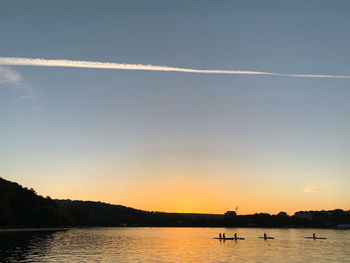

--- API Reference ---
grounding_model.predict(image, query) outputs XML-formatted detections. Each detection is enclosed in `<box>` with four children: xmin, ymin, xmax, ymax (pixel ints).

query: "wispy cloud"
<box><xmin>0</xmin><ymin>66</ymin><xmax>22</xmax><ymax>86</ymax></box>
<box><xmin>0</xmin><ymin>57</ymin><xmax>350</xmax><ymax>79</ymax></box>
<box><xmin>0</xmin><ymin>66</ymin><xmax>36</xmax><ymax>103</ymax></box>
<box><xmin>303</xmin><ymin>187</ymin><xmax>320</xmax><ymax>194</ymax></box>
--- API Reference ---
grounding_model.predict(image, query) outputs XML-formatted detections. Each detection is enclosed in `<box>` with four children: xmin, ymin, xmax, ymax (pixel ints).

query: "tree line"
<box><xmin>1</xmin><ymin>177</ymin><xmax>349</xmax><ymax>228</ymax></box>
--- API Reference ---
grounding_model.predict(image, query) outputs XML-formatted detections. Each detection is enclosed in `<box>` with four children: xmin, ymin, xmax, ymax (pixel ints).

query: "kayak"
<box><xmin>258</xmin><ymin>237</ymin><xmax>274</xmax><ymax>239</ymax></box>
<box><xmin>214</xmin><ymin>237</ymin><xmax>245</xmax><ymax>240</ymax></box>
<box><xmin>304</xmin><ymin>237</ymin><xmax>327</xmax><ymax>239</ymax></box>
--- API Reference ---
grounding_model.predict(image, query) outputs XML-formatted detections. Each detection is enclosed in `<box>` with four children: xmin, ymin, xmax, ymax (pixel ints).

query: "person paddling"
<box><xmin>313</xmin><ymin>233</ymin><xmax>316</xmax><ymax>240</ymax></box>
<box><xmin>219</xmin><ymin>233</ymin><xmax>222</xmax><ymax>239</ymax></box>
<box><xmin>234</xmin><ymin>233</ymin><xmax>237</xmax><ymax>239</ymax></box>
<box><xmin>264</xmin><ymin>233</ymin><xmax>267</xmax><ymax>239</ymax></box>
<box><xmin>223</xmin><ymin>233</ymin><xmax>226</xmax><ymax>239</ymax></box>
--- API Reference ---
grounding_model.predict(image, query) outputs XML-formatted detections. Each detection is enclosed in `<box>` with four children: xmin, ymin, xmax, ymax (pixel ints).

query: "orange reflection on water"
<box><xmin>3</xmin><ymin>227</ymin><xmax>349</xmax><ymax>262</ymax></box>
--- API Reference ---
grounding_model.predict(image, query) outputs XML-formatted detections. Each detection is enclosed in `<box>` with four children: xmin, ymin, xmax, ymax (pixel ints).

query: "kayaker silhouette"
<box><xmin>234</xmin><ymin>233</ymin><xmax>237</xmax><ymax>239</ymax></box>
<box><xmin>223</xmin><ymin>233</ymin><xmax>226</xmax><ymax>239</ymax></box>
<box><xmin>313</xmin><ymin>233</ymin><xmax>316</xmax><ymax>240</ymax></box>
<box><xmin>219</xmin><ymin>233</ymin><xmax>222</xmax><ymax>239</ymax></box>
<box><xmin>264</xmin><ymin>233</ymin><xmax>267</xmax><ymax>239</ymax></box>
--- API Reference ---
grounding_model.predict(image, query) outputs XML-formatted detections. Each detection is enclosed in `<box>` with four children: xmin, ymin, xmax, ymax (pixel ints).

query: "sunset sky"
<box><xmin>1</xmin><ymin>0</ymin><xmax>350</xmax><ymax>215</ymax></box>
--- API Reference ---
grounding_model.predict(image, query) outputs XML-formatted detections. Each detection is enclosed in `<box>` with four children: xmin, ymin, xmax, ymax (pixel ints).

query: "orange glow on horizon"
<box><xmin>31</xmin><ymin>171</ymin><xmax>349</xmax><ymax>216</ymax></box>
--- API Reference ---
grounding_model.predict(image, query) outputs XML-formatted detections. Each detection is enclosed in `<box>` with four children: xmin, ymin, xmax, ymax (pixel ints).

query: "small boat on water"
<box><xmin>214</xmin><ymin>237</ymin><xmax>245</xmax><ymax>240</ymax></box>
<box><xmin>305</xmin><ymin>234</ymin><xmax>327</xmax><ymax>240</ymax></box>
<box><xmin>259</xmin><ymin>233</ymin><xmax>274</xmax><ymax>240</ymax></box>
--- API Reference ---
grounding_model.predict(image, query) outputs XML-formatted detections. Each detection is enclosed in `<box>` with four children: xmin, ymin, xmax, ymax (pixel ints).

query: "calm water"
<box><xmin>1</xmin><ymin>227</ymin><xmax>349</xmax><ymax>262</ymax></box>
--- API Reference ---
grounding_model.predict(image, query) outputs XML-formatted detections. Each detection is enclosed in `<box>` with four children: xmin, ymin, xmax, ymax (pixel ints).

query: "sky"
<box><xmin>1</xmin><ymin>0</ymin><xmax>350</xmax><ymax>215</ymax></box>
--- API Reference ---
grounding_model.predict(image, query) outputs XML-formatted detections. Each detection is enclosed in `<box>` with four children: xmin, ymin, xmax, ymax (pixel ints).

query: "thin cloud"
<box><xmin>0</xmin><ymin>57</ymin><xmax>350</xmax><ymax>79</ymax></box>
<box><xmin>0</xmin><ymin>66</ymin><xmax>36</xmax><ymax>103</ymax></box>
<box><xmin>303</xmin><ymin>187</ymin><xmax>320</xmax><ymax>194</ymax></box>
<box><xmin>0</xmin><ymin>66</ymin><xmax>22</xmax><ymax>86</ymax></box>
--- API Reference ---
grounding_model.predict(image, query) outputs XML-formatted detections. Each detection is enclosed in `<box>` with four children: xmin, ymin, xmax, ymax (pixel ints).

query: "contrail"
<box><xmin>0</xmin><ymin>57</ymin><xmax>350</xmax><ymax>79</ymax></box>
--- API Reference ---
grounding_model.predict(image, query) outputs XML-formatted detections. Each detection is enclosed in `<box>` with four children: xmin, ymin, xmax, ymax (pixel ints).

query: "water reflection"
<box><xmin>0</xmin><ymin>228</ymin><xmax>349</xmax><ymax>262</ymax></box>
<box><xmin>0</xmin><ymin>230</ymin><xmax>60</xmax><ymax>262</ymax></box>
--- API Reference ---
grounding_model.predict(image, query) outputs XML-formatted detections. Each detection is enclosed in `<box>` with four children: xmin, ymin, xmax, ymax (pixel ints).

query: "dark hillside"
<box><xmin>0</xmin><ymin>177</ymin><xmax>67</xmax><ymax>227</ymax></box>
<box><xmin>55</xmin><ymin>199</ymin><xmax>147</xmax><ymax>226</ymax></box>
<box><xmin>0</xmin><ymin>177</ymin><xmax>145</xmax><ymax>228</ymax></box>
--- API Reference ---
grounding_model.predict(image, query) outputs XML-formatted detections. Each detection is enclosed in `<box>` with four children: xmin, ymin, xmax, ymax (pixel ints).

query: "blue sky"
<box><xmin>1</xmin><ymin>0</ymin><xmax>349</xmax><ymax>213</ymax></box>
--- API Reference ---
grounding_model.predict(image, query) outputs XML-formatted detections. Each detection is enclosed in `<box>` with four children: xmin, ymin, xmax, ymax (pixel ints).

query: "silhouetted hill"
<box><xmin>55</xmin><ymin>200</ymin><xmax>226</xmax><ymax>227</ymax></box>
<box><xmin>1</xmin><ymin>177</ymin><xmax>349</xmax><ymax>228</ymax></box>
<box><xmin>0</xmin><ymin>177</ymin><xmax>224</xmax><ymax>227</ymax></box>
<box><xmin>55</xmin><ymin>199</ymin><xmax>147</xmax><ymax>226</ymax></box>
<box><xmin>0</xmin><ymin>177</ymin><xmax>67</xmax><ymax>227</ymax></box>
<box><xmin>0</xmin><ymin>177</ymin><xmax>153</xmax><ymax>227</ymax></box>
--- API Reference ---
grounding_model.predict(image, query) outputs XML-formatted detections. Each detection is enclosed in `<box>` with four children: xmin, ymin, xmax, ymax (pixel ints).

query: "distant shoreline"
<box><xmin>1</xmin><ymin>226</ymin><xmax>349</xmax><ymax>232</ymax></box>
<box><xmin>1</xmin><ymin>177</ymin><xmax>349</xmax><ymax>230</ymax></box>
<box><xmin>0</xmin><ymin>227</ymin><xmax>72</xmax><ymax>232</ymax></box>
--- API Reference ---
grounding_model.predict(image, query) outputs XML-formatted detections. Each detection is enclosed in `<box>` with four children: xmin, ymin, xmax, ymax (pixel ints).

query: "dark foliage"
<box><xmin>0</xmin><ymin>177</ymin><xmax>68</xmax><ymax>227</ymax></box>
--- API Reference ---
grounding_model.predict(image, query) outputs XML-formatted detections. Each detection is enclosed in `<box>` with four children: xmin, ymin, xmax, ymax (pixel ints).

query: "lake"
<box><xmin>1</xmin><ymin>227</ymin><xmax>349</xmax><ymax>262</ymax></box>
